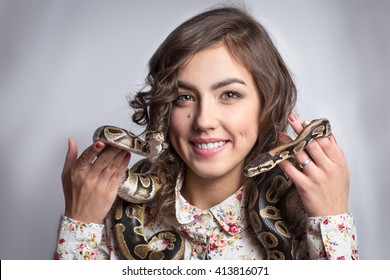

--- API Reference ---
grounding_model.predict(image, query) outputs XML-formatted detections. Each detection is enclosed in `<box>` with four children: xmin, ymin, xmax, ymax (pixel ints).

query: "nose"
<box><xmin>193</xmin><ymin>98</ymin><xmax>218</xmax><ymax>131</ymax></box>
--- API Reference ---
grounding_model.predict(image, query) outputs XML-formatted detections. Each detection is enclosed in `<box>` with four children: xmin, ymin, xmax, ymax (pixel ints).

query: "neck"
<box><xmin>180</xmin><ymin>166</ymin><xmax>244</xmax><ymax>210</ymax></box>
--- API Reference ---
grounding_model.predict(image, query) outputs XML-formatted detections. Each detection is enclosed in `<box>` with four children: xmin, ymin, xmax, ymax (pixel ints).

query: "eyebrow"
<box><xmin>178</xmin><ymin>78</ymin><xmax>247</xmax><ymax>92</ymax></box>
<box><xmin>211</xmin><ymin>78</ymin><xmax>247</xmax><ymax>90</ymax></box>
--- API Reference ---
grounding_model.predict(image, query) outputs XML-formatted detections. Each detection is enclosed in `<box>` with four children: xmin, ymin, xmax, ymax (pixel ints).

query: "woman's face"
<box><xmin>169</xmin><ymin>44</ymin><xmax>260</xmax><ymax>180</ymax></box>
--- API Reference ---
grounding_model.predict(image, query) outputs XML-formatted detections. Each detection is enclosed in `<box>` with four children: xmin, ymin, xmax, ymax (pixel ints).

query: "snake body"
<box><xmin>113</xmin><ymin>160</ymin><xmax>184</xmax><ymax>260</ymax></box>
<box><xmin>244</xmin><ymin>118</ymin><xmax>331</xmax><ymax>177</ymax></box>
<box><xmin>93</xmin><ymin>118</ymin><xmax>331</xmax><ymax>260</ymax></box>
<box><xmin>93</xmin><ymin>126</ymin><xmax>164</xmax><ymax>203</ymax></box>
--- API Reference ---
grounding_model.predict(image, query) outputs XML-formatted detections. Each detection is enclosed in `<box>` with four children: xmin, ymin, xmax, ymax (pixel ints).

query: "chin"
<box><xmin>193</xmin><ymin>170</ymin><xmax>225</xmax><ymax>180</ymax></box>
<box><xmin>188</xmin><ymin>162</ymin><xmax>239</xmax><ymax>180</ymax></box>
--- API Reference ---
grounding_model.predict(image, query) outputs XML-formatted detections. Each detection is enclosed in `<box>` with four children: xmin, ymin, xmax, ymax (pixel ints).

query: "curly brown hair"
<box><xmin>129</xmin><ymin>6</ymin><xmax>296</xmax><ymax>224</ymax></box>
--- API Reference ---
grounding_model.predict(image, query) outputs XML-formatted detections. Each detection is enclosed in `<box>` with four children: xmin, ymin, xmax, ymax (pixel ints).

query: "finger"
<box><xmin>92</xmin><ymin>145</ymin><xmax>126</xmax><ymax>175</ymax></box>
<box><xmin>99</xmin><ymin>151</ymin><xmax>130</xmax><ymax>194</ymax></box>
<box><xmin>300</xmin><ymin>118</ymin><xmax>340</xmax><ymax>165</ymax></box>
<box><xmin>288</xmin><ymin>115</ymin><xmax>333</xmax><ymax>168</ymax></box>
<box><xmin>287</xmin><ymin>115</ymin><xmax>311</xmax><ymax>165</ymax></box>
<box><xmin>279</xmin><ymin>158</ymin><xmax>309</xmax><ymax>187</ymax></box>
<box><xmin>96</xmin><ymin>152</ymin><xmax>131</xmax><ymax>207</ymax></box>
<box><xmin>106</xmin><ymin>152</ymin><xmax>131</xmax><ymax>190</ymax></box>
<box><xmin>288</xmin><ymin>114</ymin><xmax>304</xmax><ymax>134</ymax></box>
<box><xmin>279</xmin><ymin>131</ymin><xmax>317</xmax><ymax>173</ymax></box>
<box><xmin>76</xmin><ymin>141</ymin><xmax>105</xmax><ymax>169</ymax></box>
<box><xmin>318</xmin><ymin>134</ymin><xmax>344</xmax><ymax>163</ymax></box>
<box><xmin>287</xmin><ymin>115</ymin><xmax>317</xmax><ymax>167</ymax></box>
<box><xmin>99</xmin><ymin>149</ymin><xmax>128</xmax><ymax>176</ymax></box>
<box><xmin>62</xmin><ymin>138</ymin><xmax>78</xmax><ymax>178</ymax></box>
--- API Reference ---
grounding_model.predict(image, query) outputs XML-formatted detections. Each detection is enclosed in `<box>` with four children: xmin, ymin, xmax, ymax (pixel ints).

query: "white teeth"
<box><xmin>194</xmin><ymin>141</ymin><xmax>226</xmax><ymax>150</ymax></box>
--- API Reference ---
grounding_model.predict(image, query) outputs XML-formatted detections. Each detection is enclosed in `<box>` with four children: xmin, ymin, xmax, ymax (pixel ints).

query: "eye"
<box><xmin>174</xmin><ymin>93</ymin><xmax>195</xmax><ymax>105</ymax></box>
<box><xmin>221</xmin><ymin>91</ymin><xmax>241</xmax><ymax>101</ymax></box>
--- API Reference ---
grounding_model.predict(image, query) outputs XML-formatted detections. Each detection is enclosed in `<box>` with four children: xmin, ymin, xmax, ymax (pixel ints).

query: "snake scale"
<box><xmin>93</xmin><ymin>118</ymin><xmax>331</xmax><ymax>260</ymax></box>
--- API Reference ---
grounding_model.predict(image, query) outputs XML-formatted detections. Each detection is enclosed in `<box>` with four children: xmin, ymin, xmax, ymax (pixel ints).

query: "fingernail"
<box><xmin>288</xmin><ymin>114</ymin><xmax>297</xmax><ymax>122</ymax></box>
<box><xmin>330</xmin><ymin>134</ymin><xmax>337</xmax><ymax>144</ymax></box>
<box><xmin>95</xmin><ymin>142</ymin><xmax>104</xmax><ymax>150</ymax></box>
<box><xmin>279</xmin><ymin>131</ymin><xmax>287</xmax><ymax>139</ymax></box>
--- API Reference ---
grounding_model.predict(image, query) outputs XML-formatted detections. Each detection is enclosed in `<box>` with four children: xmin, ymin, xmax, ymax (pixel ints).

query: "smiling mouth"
<box><xmin>192</xmin><ymin>141</ymin><xmax>227</xmax><ymax>150</ymax></box>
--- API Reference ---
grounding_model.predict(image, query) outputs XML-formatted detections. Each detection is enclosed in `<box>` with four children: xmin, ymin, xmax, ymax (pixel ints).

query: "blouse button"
<box><xmin>86</xmin><ymin>240</ymin><xmax>97</xmax><ymax>250</ymax></box>
<box><xmin>199</xmin><ymin>213</ymin><xmax>211</xmax><ymax>226</ymax></box>
<box><xmin>327</xmin><ymin>231</ymin><xmax>335</xmax><ymax>240</ymax></box>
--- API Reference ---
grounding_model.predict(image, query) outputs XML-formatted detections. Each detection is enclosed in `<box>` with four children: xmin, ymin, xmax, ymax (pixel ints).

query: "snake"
<box><xmin>93</xmin><ymin>118</ymin><xmax>331</xmax><ymax>260</ymax></box>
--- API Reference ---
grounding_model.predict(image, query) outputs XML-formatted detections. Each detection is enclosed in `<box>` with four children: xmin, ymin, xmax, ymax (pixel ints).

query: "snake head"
<box><xmin>244</xmin><ymin>154</ymin><xmax>276</xmax><ymax>177</ymax></box>
<box><xmin>146</xmin><ymin>132</ymin><xmax>165</xmax><ymax>159</ymax></box>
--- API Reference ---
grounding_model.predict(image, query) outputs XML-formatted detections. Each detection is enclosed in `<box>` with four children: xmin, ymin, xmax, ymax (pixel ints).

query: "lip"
<box><xmin>191</xmin><ymin>138</ymin><xmax>227</xmax><ymax>143</ymax></box>
<box><xmin>190</xmin><ymin>138</ymin><xmax>229</xmax><ymax>158</ymax></box>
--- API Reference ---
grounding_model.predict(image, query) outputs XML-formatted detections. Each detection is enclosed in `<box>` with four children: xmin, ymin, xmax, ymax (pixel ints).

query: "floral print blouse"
<box><xmin>54</xmin><ymin>175</ymin><xmax>359</xmax><ymax>260</ymax></box>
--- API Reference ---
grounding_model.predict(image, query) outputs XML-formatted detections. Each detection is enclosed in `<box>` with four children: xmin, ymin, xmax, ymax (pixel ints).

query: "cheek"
<box><xmin>227</xmin><ymin>105</ymin><xmax>260</xmax><ymax>144</ymax></box>
<box><xmin>168</xmin><ymin>109</ymin><xmax>190</xmax><ymax>145</ymax></box>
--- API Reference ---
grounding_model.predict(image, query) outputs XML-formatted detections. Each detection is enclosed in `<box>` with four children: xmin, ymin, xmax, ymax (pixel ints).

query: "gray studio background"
<box><xmin>0</xmin><ymin>0</ymin><xmax>389</xmax><ymax>259</ymax></box>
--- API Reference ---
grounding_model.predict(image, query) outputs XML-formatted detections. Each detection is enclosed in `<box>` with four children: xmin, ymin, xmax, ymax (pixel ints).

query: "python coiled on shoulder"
<box><xmin>93</xmin><ymin>118</ymin><xmax>331</xmax><ymax>260</ymax></box>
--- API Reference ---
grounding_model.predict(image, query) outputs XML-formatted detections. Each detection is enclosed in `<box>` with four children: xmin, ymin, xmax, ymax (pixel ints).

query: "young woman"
<box><xmin>56</xmin><ymin>7</ymin><xmax>358</xmax><ymax>260</ymax></box>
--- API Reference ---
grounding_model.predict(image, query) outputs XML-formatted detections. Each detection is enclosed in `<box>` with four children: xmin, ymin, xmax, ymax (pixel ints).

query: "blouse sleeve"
<box><xmin>54</xmin><ymin>215</ymin><xmax>110</xmax><ymax>260</ymax></box>
<box><xmin>305</xmin><ymin>213</ymin><xmax>359</xmax><ymax>260</ymax></box>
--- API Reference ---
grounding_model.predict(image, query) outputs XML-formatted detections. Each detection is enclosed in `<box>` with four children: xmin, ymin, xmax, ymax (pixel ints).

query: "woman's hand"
<box><xmin>278</xmin><ymin>114</ymin><xmax>350</xmax><ymax>217</ymax></box>
<box><xmin>61</xmin><ymin>139</ymin><xmax>131</xmax><ymax>224</ymax></box>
